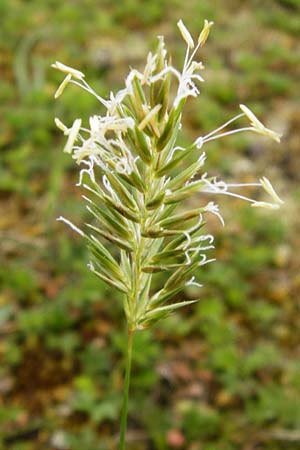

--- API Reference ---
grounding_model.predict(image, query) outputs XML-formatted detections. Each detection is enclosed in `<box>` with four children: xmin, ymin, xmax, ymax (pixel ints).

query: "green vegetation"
<box><xmin>1</xmin><ymin>1</ymin><xmax>299</xmax><ymax>449</ymax></box>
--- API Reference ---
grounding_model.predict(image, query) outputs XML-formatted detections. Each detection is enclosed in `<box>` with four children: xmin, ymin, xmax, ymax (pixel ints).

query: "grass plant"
<box><xmin>53</xmin><ymin>19</ymin><xmax>283</xmax><ymax>449</ymax></box>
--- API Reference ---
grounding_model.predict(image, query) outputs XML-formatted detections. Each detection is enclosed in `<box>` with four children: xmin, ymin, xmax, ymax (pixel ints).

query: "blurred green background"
<box><xmin>1</xmin><ymin>0</ymin><xmax>300</xmax><ymax>449</ymax></box>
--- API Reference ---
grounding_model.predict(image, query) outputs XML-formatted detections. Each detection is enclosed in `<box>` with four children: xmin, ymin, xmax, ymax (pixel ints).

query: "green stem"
<box><xmin>119</xmin><ymin>328</ymin><xmax>134</xmax><ymax>450</ymax></box>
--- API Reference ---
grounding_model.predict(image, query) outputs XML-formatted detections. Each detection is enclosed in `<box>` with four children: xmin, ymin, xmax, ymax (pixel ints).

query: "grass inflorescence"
<box><xmin>53</xmin><ymin>19</ymin><xmax>283</xmax><ymax>449</ymax></box>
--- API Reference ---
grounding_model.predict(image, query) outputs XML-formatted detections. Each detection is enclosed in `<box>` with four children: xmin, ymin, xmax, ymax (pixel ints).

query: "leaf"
<box><xmin>86</xmin><ymin>223</ymin><xmax>133</xmax><ymax>252</ymax></box>
<box><xmin>128</xmin><ymin>125</ymin><xmax>152</xmax><ymax>164</ymax></box>
<box><xmin>147</xmin><ymin>299</ymin><xmax>199</xmax><ymax>315</ymax></box>
<box><xmin>164</xmin><ymin>160</ymin><xmax>204</xmax><ymax>191</ymax></box>
<box><xmin>148</xmin><ymin>284</ymin><xmax>187</xmax><ymax>308</ymax></box>
<box><xmin>120</xmin><ymin>250</ymin><xmax>132</xmax><ymax>282</ymax></box>
<box><xmin>164</xmin><ymin>260</ymin><xmax>200</xmax><ymax>289</ymax></box>
<box><xmin>85</xmin><ymin>198</ymin><xmax>132</xmax><ymax>240</ymax></box>
<box><xmin>142</xmin><ymin>263</ymin><xmax>183</xmax><ymax>273</ymax></box>
<box><xmin>84</xmin><ymin>182</ymin><xmax>140</xmax><ymax>222</ymax></box>
<box><xmin>158</xmin><ymin>208</ymin><xmax>203</xmax><ymax>229</ymax></box>
<box><xmin>146</xmin><ymin>191</ymin><xmax>165</xmax><ymax>209</ymax></box>
<box><xmin>91</xmin><ymin>264</ymin><xmax>128</xmax><ymax>294</ymax></box>
<box><xmin>118</xmin><ymin>170</ymin><xmax>145</xmax><ymax>193</ymax></box>
<box><xmin>135</xmin><ymin>273</ymin><xmax>153</xmax><ymax>317</ymax></box>
<box><xmin>163</xmin><ymin>220</ymin><xmax>206</xmax><ymax>252</ymax></box>
<box><xmin>156</xmin><ymin>104</ymin><xmax>182</xmax><ymax>151</ymax></box>
<box><xmin>150</xmin><ymin>248</ymin><xmax>185</xmax><ymax>263</ymax></box>
<box><xmin>86</xmin><ymin>235</ymin><xmax>125</xmax><ymax>281</ymax></box>
<box><xmin>165</xmin><ymin>180</ymin><xmax>207</xmax><ymax>204</ymax></box>
<box><xmin>139</xmin><ymin>299</ymin><xmax>199</xmax><ymax>327</ymax></box>
<box><xmin>104</xmin><ymin>171</ymin><xmax>140</xmax><ymax>211</ymax></box>
<box><xmin>155</xmin><ymin>143</ymin><xmax>195</xmax><ymax>177</ymax></box>
<box><xmin>85</xmin><ymin>234</ymin><xmax>120</xmax><ymax>269</ymax></box>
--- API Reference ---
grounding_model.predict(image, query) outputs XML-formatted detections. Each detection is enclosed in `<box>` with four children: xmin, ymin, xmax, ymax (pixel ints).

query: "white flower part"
<box><xmin>103</xmin><ymin>175</ymin><xmax>118</xmax><ymax>199</ymax></box>
<box><xmin>70</xmin><ymin>115</ymin><xmax>136</xmax><ymax>165</ymax></box>
<box><xmin>251</xmin><ymin>201</ymin><xmax>280</xmax><ymax>210</ymax></box>
<box><xmin>183</xmin><ymin>230</ymin><xmax>192</xmax><ymax>248</ymax></box>
<box><xmin>184</xmin><ymin>250</ymin><xmax>191</xmax><ymax>265</ymax></box>
<box><xmin>82</xmin><ymin>195</ymin><xmax>92</xmax><ymax>204</ymax></box>
<box><xmin>167</xmin><ymin>145</ymin><xmax>186</xmax><ymax>162</ymax></box>
<box><xmin>202</xmin><ymin>113</ymin><xmax>244</xmax><ymax>141</ymax></box>
<box><xmin>197</xmin><ymin>253</ymin><xmax>216</xmax><ymax>266</ymax></box>
<box><xmin>89</xmin><ymin>116</ymin><xmax>112</xmax><ymax>137</ymax></box>
<box><xmin>240</xmin><ymin>104</ymin><xmax>281</xmax><ymax>143</ymax></box>
<box><xmin>195</xmin><ymin>136</ymin><xmax>204</xmax><ymax>149</ymax></box>
<box><xmin>185</xmin><ymin>244</ymin><xmax>214</xmax><ymax>265</ymax></box>
<box><xmin>124</xmin><ymin>69</ymin><xmax>144</xmax><ymax>96</ymax></box>
<box><xmin>52</xmin><ymin>61</ymin><xmax>85</xmax><ymax>79</ymax></box>
<box><xmin>54</xmin><ymin>74</ymin><xmax>72</xmax><ymax>98</ymax></box>
<box><xmin>240</xmin><ymin>104</ymin><xmax>265</xmax><ymax>129</ymax></box>
<box><xmin>198</xmin><ymin>151</ymin><xmax>206</xmax><ymax>165</ymax></box>
<box><xmin>201</xmin><ymin>174</ymin><xmax>228</xmax><ymax>193</ymax></box>
<box><xmin>103</xmin><ymin>175</ymin><xmax>111</xmax><ymax>192</ymax></box>
<box><xmin>98</xmin><ymin>116</ymin><xmax>135</xmax><ymax>136</ymax></box>
<box><xmin>89</xmin><ymin>115</ymin><xmax>100</xmax><ymax>136</ymax></box>
<box><xmin>87</xmin><ymin>261</ymin><xmax>95</xmax><ymax>271</ymax></box>
<box><xmin>195</xmin><ymin>234</ymin><xmax>214</xmax><ymax>244</ymax></box>
<box><xmin>106</xmin><ymin>89</ymin><xmax>129</xmax><ymax>115</ymax></box>
<box><xmin>260</xmin><ymin>177</ymin><xmax>284</xmax><ymax>205</ymax></box>
<box><xmin>182</xmin><ymin>214</ymin><xmax>204</xmax><ymax>250</ymax></box>
<box><xmin>116</xmin><ymin>157</ymin><xmax>132</xmax><ymax>174</ymax></box>
<box><xmin>174</xmin><ymin>58</ymin><xmax>204</xmax><ymax>107</ymax></box>
<box><xmin>189</xmin><ymin>245</ymin><xmax>215</xmax><ymax>255</ymax></box>
<box><xmin>57</xmin><ymin>216</ymin><xmax>84</xmax><ymax>236</ymax></box>
<box><xmin>72</xmin><ymin>140</ymin><xmax>101</xmax><ymax>164</ymax></box>
<box><xmin>204</xmin><ymin>201</ymin><xmax>225</xmax><ymax>226</ymax></box>
<box><xmin>198</xmin><ymin>19</ymin><xmax>214</xmax><ymax>47</ymax></box>
<box><xmin>174</xmin><ymin>73</ymin><xmax>200</xmax><ymax>108</ymax></box>
<box><xmin>142</xmin><ymin>51</ymin><xmax>157</xmax><ymax>84</ymax></box>
<box><xmin>54</xmin><ymin>117</ymin><xmax>69</xmax><ymax>135</ymax></box>
<box><xmin>76</xmin><ymin>158</ymin><xmax>96</xmax><ymax>186</ymax></box>
<box><xmin>177</xmin><ymin>19</ymin><xmax>195</xmax><ymax>49</ymax></box>
<box><xmin>186</xmin><ymin>276</ymin><xmax>203</xmax><ymax>288</ymax></box>
<box><xmin>64</xmin><ymin>119</ymin><xmax>82</xmax><ymax>154</ymax></box>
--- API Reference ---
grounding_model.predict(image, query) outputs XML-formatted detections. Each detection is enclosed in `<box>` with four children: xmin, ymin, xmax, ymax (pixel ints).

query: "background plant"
<box><xmin>1</xmin><ymin>1</ymin><xmax>299</xmax><ymax>449</ymax></box>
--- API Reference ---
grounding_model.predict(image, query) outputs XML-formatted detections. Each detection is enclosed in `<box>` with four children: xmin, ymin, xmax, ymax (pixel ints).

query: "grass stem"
<box><xmin>119</xmin><ymin>327</ymin><xmax>134</xmax><ymax>450</ymax></box>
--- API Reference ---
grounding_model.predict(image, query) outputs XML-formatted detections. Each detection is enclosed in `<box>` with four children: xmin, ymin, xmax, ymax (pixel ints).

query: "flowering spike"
<box><xmin>53</xmin><ymin>20</ymin><xmax>283</xmax><ymax>332</ymax></box>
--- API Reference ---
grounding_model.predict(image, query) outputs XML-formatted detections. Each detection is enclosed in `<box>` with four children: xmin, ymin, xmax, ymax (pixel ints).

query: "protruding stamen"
<box><xmin>177</xmin><ymin>19</ymin><xmax>195</xmax><ymax>49</ymax></box>
<box><xmin>52</xmin><ymin>61</ymin><xmax>85</xmax><ymax>79</ymax></box>
<box><xmin>260</xmin><ymin>177</ymin><xmax>284</xmax><ymax>205</ymax></box>
<box><xmin>57</xmin><ymin>216</ymin><xmax>84</xmax><ymax>236</ymax></box>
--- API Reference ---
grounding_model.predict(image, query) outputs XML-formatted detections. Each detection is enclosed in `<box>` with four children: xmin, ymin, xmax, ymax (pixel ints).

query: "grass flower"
<box><xmin>240</xmin><ymin>104</ymin><xmax>282</xmax><ymax>142</ymax></box>
<box><xmin>53</xmin><ymin>19</ymin><xmax>283</xmax><ymax>449</ymax></box>
<box><xmin>198</xmin><ymin>19</ymin><xmax>214</xmax><ymax>46</ymax></box>
<box><xmin>52</xmin><ymin>60</ymin><xmax>85</xmax><ymax>79</ymax></box>
<box><xmin>177</xmin><ymin>19</ymin><xmax>195</xmax><ymax>49</ymax></box>
<box><xmin>63</xmin><ymin>118</ymin><xmax>82</xmax><ymax>154</ymax></box>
